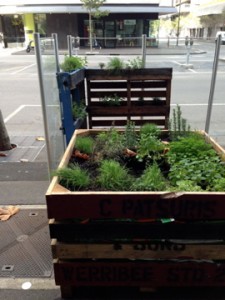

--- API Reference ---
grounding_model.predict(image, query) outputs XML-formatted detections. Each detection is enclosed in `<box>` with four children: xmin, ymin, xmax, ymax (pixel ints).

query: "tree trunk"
<box><xmin>0</xmin><ymin>110</ymin><xmax>12</xmax><ymax>151</ymax></box>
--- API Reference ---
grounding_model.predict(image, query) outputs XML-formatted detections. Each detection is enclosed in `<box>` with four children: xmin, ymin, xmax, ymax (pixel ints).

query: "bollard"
<box><xmin>185</xmin><ymin>36</ymin><xmax>194</xmax><ymax>68</ymax></box>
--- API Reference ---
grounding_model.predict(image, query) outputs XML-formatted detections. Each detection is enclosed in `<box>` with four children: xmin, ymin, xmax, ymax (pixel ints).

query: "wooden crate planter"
<box><xmin>85</xmin><ymin>68</ymin><xmax>172</xmax><ymax>129</ymax></box>
<box><xmin>46</xmin><ymin>128</ymin><xmax>225</xmax><ymax>297</ymax></box>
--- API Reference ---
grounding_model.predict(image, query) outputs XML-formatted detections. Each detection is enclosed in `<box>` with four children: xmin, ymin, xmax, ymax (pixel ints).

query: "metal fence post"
<box><xmin>205</xmin><ymin>34</ymin><xmax>221</xmax><ymax>133</ymax></box>
<box><xmin>34</xmin><ymin>32</ymin><xmax>51</xmax><ymax>178</ymax></box>
<box><xmin>52</xmin><ymin>33</ymin><xmax>60</xmax><ymax>73</ymax></box>
<box><xmin>142</xmin><ymin>34</ymin><xmax>147</xmax><ymax>67</ymax></box>
<box><xmin>67</xmin><ymin>35</ymin><xmax>73</xmax><ymax>57</ymax></box>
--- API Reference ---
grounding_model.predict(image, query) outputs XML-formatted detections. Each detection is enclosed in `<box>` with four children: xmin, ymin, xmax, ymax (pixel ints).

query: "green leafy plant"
<box><xmin>72</xmin><ymin>101</ymin><xmax>87</xmax><ymax>120</ymax></box>
<box><xmin>75</xmin><ymin>136</ymin><xmax>94</xmax><ymax>154</ymax></box>
<box><xmin>167</xmin><ymin>133</ymin><xmax>216</xmax><ymax>162</ymax></box>
<box><xmin>60</xmin><ymin>55</ymin><xmax>87</xmax><ymax>72</ymax></box>
<box><xmin>100</xmin><ymin>94</ymin><xmax>124</xmax><ymax>106</ymax></box>
<box><xmin>55</xmin><ymin>165</ymin><xmax>90</xmax><ymax>190</ymax></box>
<box><xmin>106</xmin><ymin>57</ymin><xmax>125</xmax><ymax>73</ymax></box>
<box><xmin>137</xmin><ymin>123</ymin><xmax>165</xmax><ymax>160</ymax></box>
<box><xmin>168</xmin><ymin>155</ymin><xmax>225</xmax><ymax>189</ymax></box>
<box><xmin>132</xmin><ymin>162</ymin><xmax>167</xmax><ymax>191</ymax></box>
<box><xmin>170</xmin><ymin>180</ymin><xmax>202</xmax><ymax>192</ymax></box>
<box><xmin>97</xmin><ymin>159</ymin><xmax>132</xmax><ymax>190</ymax></box>
<box><xmin>167</xmin><ymin>133</ymin><xmax>225</xmax><ymax>189</ymax></box>
<box><xmin>140</xmin><ymin>123</ymin><xmax>161</xmax><ymax>138</ymax></box>
<box><xmin>212</xmin><ymin>178</ymin><xmax>225</xmax><ymax>192</ymax></box>
<box><xmin>126</xmin><ymin>56</ymin><xmax>143</xmax><ymax>69</ymax></box>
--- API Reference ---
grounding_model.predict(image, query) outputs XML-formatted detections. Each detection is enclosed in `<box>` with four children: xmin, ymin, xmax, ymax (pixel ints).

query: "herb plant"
<box><xmin>55</xmin><ymin>165</ymin><xmax>90</xmax><ymax>190</ymax></box>
<box><xmin>97</xmin><ymin>160</ymin><xmax>132</xmax><ymax>191</ymax></box>
<box><xmin>72</xmin><ymin>101</ymin><xmax>87</xmax><ymax>120</ymax></box>
<box><xmin>106</xmin><ymin>57</ymin><xmax>125</xmax><ymax>73</ymax></box>
<box><xmin>126</xmin><ymin>56</ymin><xmax>143</xmax><ymax>69</ymax></box>
<box><xmin>60</xmin><ymin>55</ymin><xmax>87</xmax><ymax>72</ymax></box>
<box><xmin>75</xmin><ymin>136</ymin><xmax>94</xmax><ymax>154</ymax></box>
<box><xmin>137</xmin><ymin>123</ymin><xmax>165</xmax><ymax>160</ymax></box>
<box><xmin>100</xmin><ymin>94</ymin><xmax>124</xmax><ymax>106</ymax></box>
<box><xmin>168</xmin><ymin>105</ymin><xmax>191</xmax><ymax>140</ymax></box>
<box><xmin>132</xmin><ymin>162</ymin><xmax>167</xmax><ymax>191</ymax></box>
<box><xmin>94</xmin><ymin>128</ymin><xmax>124</xmax><ymax>160</ymax></box>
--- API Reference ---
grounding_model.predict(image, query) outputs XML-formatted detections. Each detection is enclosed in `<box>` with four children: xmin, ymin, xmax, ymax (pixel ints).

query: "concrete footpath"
<box><xmin>1</xmin><ymin>42</ymin><xmax>225</xmax><ymax>300</ymax></box>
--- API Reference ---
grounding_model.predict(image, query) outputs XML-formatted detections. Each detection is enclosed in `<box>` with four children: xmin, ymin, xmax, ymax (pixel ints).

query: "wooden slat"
<box><xmin>85</xmin><ymin>68</ymin><xmax>173</xmax><ymax>81</ymax></box>
<box><xmin>89</xmin><ymin>80</ymin><xmax>168</xmax><ymax>89</ymax></box>
<box><xmin>89</xmin><ymin>90</ymin><xmax>167</xmax><ymax>99</ymax></box>
<box><xmin>51</xmin><ymin>240</ymin><xmax>225</xmax><ymax>260</ymax></box>
<box><xmin>49</xmin><ymin>221</ymin><xmax>225</xmax><ymax>241</ymax></box>
<box><xmin>54</xmin><ymin>260</ymin><xmax>225</xmax><ymax>287</ymax></box>
<box><xmin>88</xmin><ymin>106</ymin><xmax>169</xmax><ymax>117</ymax></box>
<box><xmin>90</xmin><ymin>119</ymin><xmax>166</xmax><ymax>127</ymax></box>
<box><xmin>46</xmin><ymin>191</ymin><xmax>225</xmax><ymax>220</ymax></box>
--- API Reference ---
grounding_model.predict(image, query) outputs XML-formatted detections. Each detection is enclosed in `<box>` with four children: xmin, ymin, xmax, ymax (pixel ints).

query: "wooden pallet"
<box><xmin>85</xmin><ymin>68</ymin><xmax>172</xmax><ymax>129</ymax></box>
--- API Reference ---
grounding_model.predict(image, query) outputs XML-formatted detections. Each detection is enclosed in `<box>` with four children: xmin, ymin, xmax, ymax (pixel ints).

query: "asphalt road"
<box><xmin>1</xmin><ymin>40</ymin><xmax>225</xmax><ymax>153</ymax></box>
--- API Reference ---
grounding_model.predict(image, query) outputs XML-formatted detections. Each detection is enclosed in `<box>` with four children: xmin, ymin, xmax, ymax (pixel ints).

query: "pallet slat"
<box><xmin>51</xmin><ymin>240</ymin><xmax>225</xmax><ymax>260</ymax></box>
<box><xmin>49</xmin><ymin>221</ymin><xmax>225</xmax><ymax>241</ymax></box>
<box><xmin>54</xmin><ymin>260</ymin><xmax>225</xmax><ymax>287</ymax></box>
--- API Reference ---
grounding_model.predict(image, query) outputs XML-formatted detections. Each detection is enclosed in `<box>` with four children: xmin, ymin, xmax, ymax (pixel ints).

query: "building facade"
<box><xmin>0</xmin><ymin>0</ymin><xmax>176</xmax><ymax>48</ymax></box>
<box><xmin>173</xmin><ymin>0</ymin><xmax>225</xmax><ymax>39</ymax></box>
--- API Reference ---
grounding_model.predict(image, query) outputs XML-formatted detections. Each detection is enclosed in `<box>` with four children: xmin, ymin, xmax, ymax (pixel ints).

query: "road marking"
<box><xmin>11</xmin><ymin>63</ymin><xmax>36</xmax><ymax>75</ymax></box>
<box><xmin>188</xmin><ymin>68</ymin><xmax>197</xmax><ymax>73</ymax></box>
<box><xmin>32</xmin><ymin>143</ymin><xmax>46</xmax><ymax>162</ymax></box>
<box><xmin>4</xmin><ymin>105</ymin><xmax>41</xmax><ymax>123</ymax></box>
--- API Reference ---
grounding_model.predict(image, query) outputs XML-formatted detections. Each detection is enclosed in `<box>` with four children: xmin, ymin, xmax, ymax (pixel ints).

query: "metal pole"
<box><xmin>186</xmin><ymin>46</ymin><xmax>190</xmax><ymax>65</ymax></box>
<box><xmin>141</xmin><ymin>34</ymin><xmax>147</xmax><ymax>68</ymax></box>
<box><xmin>52</xmin><ymin>33</ymin><xmax>60</xmax><ymax>73</ymax></box>
<box><xmin>176</xmin><ymin>0</ymin><xmax>181</xmax><ymax>47</ymax></box>
<box><xmin>67</xmin><ymin>34</ymin><xmax>73</xmax><ymax>57</ymax></box>
<box><xmin>205</xmin><ymin>34</ymin><xmax>221</xmax><ymax>133</ymax></box>
<box><xmin>34</xmin><ymin>32</ymin><xmax>51</xmax><ymax>178</ymax></box>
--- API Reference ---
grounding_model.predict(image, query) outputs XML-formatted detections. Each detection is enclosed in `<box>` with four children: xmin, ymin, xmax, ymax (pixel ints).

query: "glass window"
<box><xmin>34</xmin><ymin>14</ymin><xmax>46</xmax><ymax>37</ymax></box>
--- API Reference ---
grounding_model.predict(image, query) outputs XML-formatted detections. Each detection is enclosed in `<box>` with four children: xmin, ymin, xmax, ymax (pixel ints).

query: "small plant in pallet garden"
<box><xmin>60</xmin><ymin>55</ymin><xmax>87</xmax><ymax>72</ymax></box>
<box><xmin>106</xmin><ymin>57</ymin><xmax>125</xmax><ymax>74</ymax></box>
<box><xmin>72</xmin><ymin>101</ymin><xmax>87</xmax><ymax>120</ymax></box>
<box><xmin>126</xmin><ymin>56</ymin><xmax>143</xmax><ymax>69</ymax></box>
<box><xmin>99</xmin><ymin>94</ymin><xmax>124</xmax><ymax>106</ymax></box>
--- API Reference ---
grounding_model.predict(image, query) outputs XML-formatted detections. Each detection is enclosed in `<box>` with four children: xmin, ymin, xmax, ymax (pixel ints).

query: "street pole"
<box><xmin>176</xmin><ymin>0</ymin><xmax>181</xmax><ymax>47</ymax></box>
<box><xmin>141</xmin><ymin>34</ymin><xmax>147</xmax><ymax>67</ymax></box>
<box><xmin>205</xmin><ymin>34</ymin><xmax>221</xmax><ymax>133</ymax></box>
<box><xmin>67</xmin><ymin>35</ymin><xmax>72</xmax><ymax>57</ymax></box>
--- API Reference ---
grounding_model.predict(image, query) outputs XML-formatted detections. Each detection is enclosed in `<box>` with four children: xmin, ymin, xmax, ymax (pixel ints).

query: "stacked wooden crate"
<box><xmin>46</xmin><ymin>129</ymin><xmax>225</xmax><ymax>299</ymax></box>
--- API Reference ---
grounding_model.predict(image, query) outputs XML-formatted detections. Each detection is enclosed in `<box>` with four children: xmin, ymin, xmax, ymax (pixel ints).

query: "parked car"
<box><xmin>215</xmin><ymin>31</ymin><xmax>225</xmax><ymax>44</ymax></box>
